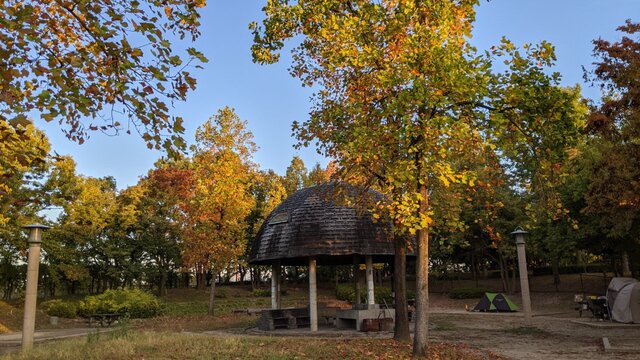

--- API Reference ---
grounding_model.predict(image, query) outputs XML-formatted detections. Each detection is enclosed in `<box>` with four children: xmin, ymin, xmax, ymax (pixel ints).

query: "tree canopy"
<box><xmin>0</xmin><ymin>0</ymin><xmax>207</xmax><ymax>155</ymax></box>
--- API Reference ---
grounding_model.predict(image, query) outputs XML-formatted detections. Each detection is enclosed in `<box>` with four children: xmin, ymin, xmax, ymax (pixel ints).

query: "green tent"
<box><xmin>473</xmin><ymin>292</ymin><xmax>519</xmax><ymax>312</ymax></box>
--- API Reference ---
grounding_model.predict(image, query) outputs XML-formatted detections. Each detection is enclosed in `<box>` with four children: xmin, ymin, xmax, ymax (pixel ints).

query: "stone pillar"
<box><xmin>365</xmin><ymin>255</ymin><xmax>375</xmax><ymax>306</ymax></box>
<box><xmin>353</xmin><ymin>255</ymin><xmax>361</xmax><ymax>305</ymax></box>
<box><xmin>271</xmin><ymin>260</ymin><xmax>281</xmax><ymax>309</ymax></box>
<box><xmin>22</xmin><ymin>224</ymin><xmax>49</xmax><ymax>352</ymax></box>
<box><xmin>309</xmin><ymin>257</ymin><xmax>318</xmax><ymax>332</ymax></box>
<box><xmin>512</xmin><ymin>228</ymin><xmax>532</xmax><ymax>324</ymax></box>
<box><xmin>276</xmin><ymin>264</ymin><xmax>281</xmax><ymax>309</ymax></box>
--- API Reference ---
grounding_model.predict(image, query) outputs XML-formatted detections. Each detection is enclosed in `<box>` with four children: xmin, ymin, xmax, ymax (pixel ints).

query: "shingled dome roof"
<box><xmin>249</xmin><ymin>184</ymin><xmax>401</xmax><ymax>266</ymax></box>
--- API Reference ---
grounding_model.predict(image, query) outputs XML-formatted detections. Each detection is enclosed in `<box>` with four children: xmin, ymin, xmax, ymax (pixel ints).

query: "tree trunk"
<box><xmin>196</xmin><ymin>265</ymin><xmax>206</xmax><ymax>290</ymax></box>
<box><xmin>196</xmin><ymin>272</ymin><xmax>203</xmax><ymax>290</ymax></box>
<box><xmin>551</xmin><ymin>256</ymin><xmax>560</xmax><ymax>291</ymax></box>
<box><xmin>471</xmin><ymin>253</ymin><xmax>478</xmax><ymax>288</ymax></box>
<box><xmin>498</xmin><ymin>253</ymin><xmax>508</xmax><ymax>293</ymax></box>
<box><xmin>393</xmin><ymin>234</ymin><xmax>410</xmax><ymax>342</ymax></box>
<box><xmin>208</xmin><ymin>272</ymin><xmax>216</xmax><ymax>316</ymax></box>
<box><xmin>159</xmin><ymin>268</ymin><xmax>167</xmax><ymax>297</ymax></box>
<box><xmin>182</xmin><ymin>272</ymin><xmax>191</xmax><ymax>288</ymax></box>
<box><xmin>413</xmin><ymin>182</ymin><xmax>429</xmax><ymax>357</ymax></box>
<box><xmin>239</xmin><ymin>265</ymin><xmax>247</xmax><ymax>285</ymax></box>
<box><xmin>621</xmin><ymin>251</ymin><xmax>631</xmax><ymax>276</ymax></box>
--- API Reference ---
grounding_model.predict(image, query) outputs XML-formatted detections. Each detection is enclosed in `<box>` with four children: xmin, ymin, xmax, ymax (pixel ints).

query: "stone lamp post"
<box><xmin>511</xmin><ymin>227</ymin><xmax>532</xmax><ymax>324</ymax></box>
<box><xmin>22</xmin><ymin>223</ymin><xmax>50</xmax><ymax>352</ymax></box>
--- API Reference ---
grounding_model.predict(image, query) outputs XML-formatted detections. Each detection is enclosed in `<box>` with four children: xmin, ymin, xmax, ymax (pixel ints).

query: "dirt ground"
<box><xmin>427</xmin><ymin>292</ymin><xmax>640</xmax><ymax>360</ymax></box>
<box><xmin>222</xmin><ymin>290</ymin><xmax>640</xmax><ymax>359</ymax></box>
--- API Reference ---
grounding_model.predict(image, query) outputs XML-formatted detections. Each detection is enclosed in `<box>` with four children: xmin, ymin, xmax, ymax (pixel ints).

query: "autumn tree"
<box><xmin>251</xmin><ymin>1</ymin><xmax>584</xmax><ymax>354</ymax></box>
<box><xmin>0</xmin><ymin>121</ymin><xmax>50</xmax><ymax>226</ymax></box>
<box><xmin>45</xmin><ymin>157</ymin><xmax>123</xmax><ymax>293</ymax></box>
<box><xmin>0</xmin><ymin>121</ymin><xmax>50</xmax><ymax>299</ymax></box>
<box><xmin>0</xmin><ymin>0</ymin><xmax>207</xmax><ymax>155</ymax></box>
<box><xmin>181</xmin><ymin>107</ymin><xmax>257</xmax><ymax>315</ymax></box>
<box><xmin>42</xmin><ymin>156</ymin><xmax>88</xmax><ymax>295</ymax></box>
<box><xmin>283</xmin><ymin>156</ymin><xmax>309</xmax><ymax>195</ymax></box>
<box><xmin>243</xmin><ymin>169</ymin><xmax>287</xmax><ymax>287</ymax></box>
<box><xmin>307</xmin><ymin>161</ymin><xmax>336</xmax><ymax>186</ymax></box>
<box><xmin>490</xmin><ymin>62</ymin><xmax>588</xmax><ymax>287</ymax></box>
<box><xmin>251</xmin><ymin>1</ymin><xmax>494</xmax><ymax>351</ymax></box>
<box><xmin>134</xmin><ymin>167</ymin><xmax>191</xmax><ymax>296</ymax></box>
<box><xmin>584</xmin><ymin>21</ymin><xmax>640</xmax><ymax>275</ymax></box>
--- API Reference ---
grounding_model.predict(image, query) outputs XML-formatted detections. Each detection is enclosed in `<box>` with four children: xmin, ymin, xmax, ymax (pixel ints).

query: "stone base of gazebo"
<box><xmin>336</xmin><ymin>307</ymin><xmax>395</xmax><ymax>331</ymax></box>
<box><xmin>257</xmin><ymin>308</ymin><xmax>310</xmax><ymax>331</ymax></box>
<box><xmin>257</xmin><ymin>305</ymin><xmax>395</xmax><ymax>332</ymax></box>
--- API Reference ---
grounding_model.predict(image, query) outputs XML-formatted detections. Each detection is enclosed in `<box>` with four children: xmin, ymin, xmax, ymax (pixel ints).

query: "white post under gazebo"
<box><xmin>365</xmin><ymin>255</ymin><xmax>375</xmax><ymax>306</ymax></box>
<box><xmin>271</xmin><ymin>260</ymin><xmax>281</xmax><ymax>309</ymax></box>
<box><xmin>309</xmin><ymin>257</ymin><xmax>318</xmax><ymax>331</ymax></box>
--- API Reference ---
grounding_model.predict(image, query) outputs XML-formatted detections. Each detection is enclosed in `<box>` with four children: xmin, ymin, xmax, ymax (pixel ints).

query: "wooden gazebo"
<box><xmin>248</xmin><ymin>183</ymin><xmax>400</xmax><ymax>331</ymax></box>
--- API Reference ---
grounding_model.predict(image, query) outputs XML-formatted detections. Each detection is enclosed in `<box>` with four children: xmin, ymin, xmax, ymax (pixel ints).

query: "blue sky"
<box><xmin>35</xmin><ymin>0</ymin><xmax>639</xmax><ymax>189</ymax></box>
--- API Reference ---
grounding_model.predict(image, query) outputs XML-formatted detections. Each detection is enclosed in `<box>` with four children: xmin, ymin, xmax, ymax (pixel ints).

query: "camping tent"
<box><xmin>473</xmin><ymin>293</ymin><xmax>519</xmax><ymax>312</ymax></box>
<box><xmin>607</xmin><ymin>277</ymin><xmax>640</xmax><ymax>323</ymax></box>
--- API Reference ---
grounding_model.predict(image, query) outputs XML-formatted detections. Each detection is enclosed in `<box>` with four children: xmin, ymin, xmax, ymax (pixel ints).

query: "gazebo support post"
<box><xmin>353</xmin><ymin>256</ymin><xmax>361</xmax><ymax>304</ymax></box>
<box><xmin>309</xmin><ymin>257</ymin><xmax>318</xmax><ymax>331</ymax></box>
<box><xmin>365</xmin><ymin>255</ymin><xmax>375</xmax><ymax>306</ymax></box>
<box><xmin>271</xmin><ymin>260</ymin><xmax>281</xmax><ymax>309</ymax></box>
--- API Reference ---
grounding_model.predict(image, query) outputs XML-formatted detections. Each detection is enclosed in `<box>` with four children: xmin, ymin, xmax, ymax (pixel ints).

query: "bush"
<box><xmin>78</xmin><ymin>289</ymin><xmax>162</xmax><ymax>318</ymax></box>
<box><xmin>335</xmin><ymin>284</ymin><xmax>355</xmax><ymax>303</ymax></box>
<box><xmin>252</xmin><ymin>288</ymin><xmax>270</xmax><ymax>297</ymax></box>
<box><xmin>41</xmin><ymin>299</ymin><xmax>77</xmax><ymax>318</ymax></box>
<box><xmin>448</xmin><ymin>288</ymin><xmax>488</xmax><ymax>299</ymax></box>
<box><xmin>374</xmin><ymin>287</ymin><xmax>393</xmax><ymax>305</ymax></box>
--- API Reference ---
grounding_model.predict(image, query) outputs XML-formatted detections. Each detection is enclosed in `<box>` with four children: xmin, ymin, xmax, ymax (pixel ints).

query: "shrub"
<box><xmin>78</xmin><ymin>289</ymin><xmax>162</xmax><ymax>318</ymax></box>
<box><xmin>374</xmin><ymin>287</ymin><xmax>393</xmax><ymax>305</ymax></box>
<box><xmin>448</xmin><ymin>287</ymin><xmax>488</xmax><ymax>299</ymax></box>
<box><xmin>41</xmin><ymin>299</ymin><xmax>77</xmax><ymax>318</ymax></box>
<box><xmin>252</xmin><ymin>288</ymin><xmax>271</xmax><ymax>297</ymax></box>
<box><xmin>335</xmin><ymin>284</ymin><xmax>355</xmax><ymax>303</ymax></box>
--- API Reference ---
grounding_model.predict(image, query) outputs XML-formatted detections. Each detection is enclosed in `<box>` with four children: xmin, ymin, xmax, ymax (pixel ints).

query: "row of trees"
<box><xmin>0</xmin><ymin>107</ymin><xmax>335</xmax><ymax>307</ymax></box>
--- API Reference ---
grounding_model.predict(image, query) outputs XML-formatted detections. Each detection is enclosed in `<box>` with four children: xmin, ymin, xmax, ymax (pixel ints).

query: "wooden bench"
<box><xmin>88</xmin><ymin>313</ymin><xmax>120</xmax><ymax>327</ymax></box>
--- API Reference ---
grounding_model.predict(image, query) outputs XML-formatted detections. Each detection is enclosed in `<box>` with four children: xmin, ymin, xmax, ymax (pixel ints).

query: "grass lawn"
<box><xmin>0</xmin><ymin>330</ymin><xmax>501</xmax><ymax>360</ymax></box>
<box><xmin>0</xmin><ymin>286</ymin><xmax>506</xmax><ymax>359</ymax></box>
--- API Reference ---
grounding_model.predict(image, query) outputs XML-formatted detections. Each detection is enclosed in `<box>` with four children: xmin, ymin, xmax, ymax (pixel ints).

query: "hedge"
<box><xmin>41</xmin><ymin>299</ymin><xmax>78</xmax><ymax>318</ymax></box>
<box><xmin>78</xmin><ymin>289</ymin><xmax>162</xmax><ymax>318</ymax></box>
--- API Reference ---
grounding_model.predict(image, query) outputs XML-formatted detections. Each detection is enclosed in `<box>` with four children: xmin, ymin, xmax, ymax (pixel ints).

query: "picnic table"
<box><xmin>88</xmin><ymin>313</ymin><xmax>120</xmax><ymax>327</ymax></box>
